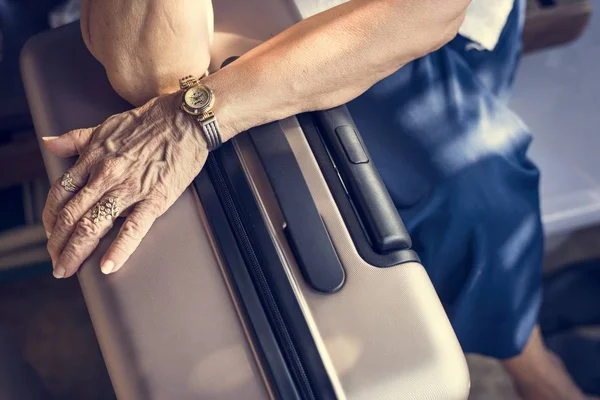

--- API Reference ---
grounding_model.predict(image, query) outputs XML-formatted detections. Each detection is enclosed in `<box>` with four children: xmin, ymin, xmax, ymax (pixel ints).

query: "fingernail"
<box><xmin>53</xmin><ymin>266</ymin><xmax>66</xmax><ymax>279</ymax></box>
<box><xmin>42</xmin><ymin>136</ymin><xmax>59</xmax><ymax>141</ymax></box>
<box><xmin>45</xmin><ymin>231</ymin><xmax>51</xmax><ymax>239</ymax></box>
<box><xmin>101</xmin><ymin>260</ymin><xmax>115</xmax><ymax>275</ymax></box>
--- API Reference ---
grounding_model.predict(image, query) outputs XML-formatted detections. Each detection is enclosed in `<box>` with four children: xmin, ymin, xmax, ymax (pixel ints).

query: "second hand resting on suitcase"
<box><xmin>41</xmin><ymin>0</ymin><xmax>470</xmax><ymax>278</ymax></box>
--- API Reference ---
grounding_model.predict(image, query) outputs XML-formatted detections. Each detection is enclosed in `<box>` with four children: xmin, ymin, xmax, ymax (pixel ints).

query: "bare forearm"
<box><xmin>81</xmin><ymin>0</ymin><xmax>213</xmax><ymax>106</ymax></box>
<box><xmin>206</xmin><ymin>0</ymin><xmax>469</xmax><ymax>140</ymax></box>
<box><xmin>83</xmin><ymin>0</ymin><xmax>468</xmax><ymax>135</ymax></box>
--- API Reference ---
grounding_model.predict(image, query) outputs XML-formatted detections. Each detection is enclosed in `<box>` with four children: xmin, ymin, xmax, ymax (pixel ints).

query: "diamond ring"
<box><xmin>60</xmin><ymin>172</ymin><xmax>80</xmax><ymax>193</ymax></box>
<box><xmin>91</xmin><ymin>197</ymin><xmax>120</xmax><ymax>224</ymax></box>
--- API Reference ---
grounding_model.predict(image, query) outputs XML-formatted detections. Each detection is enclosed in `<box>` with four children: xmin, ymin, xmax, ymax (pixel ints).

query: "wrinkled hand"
<box><xmin>43</xmin><ymin>92</ymin><xmax>208</xmax><ymax>278</ymax></box>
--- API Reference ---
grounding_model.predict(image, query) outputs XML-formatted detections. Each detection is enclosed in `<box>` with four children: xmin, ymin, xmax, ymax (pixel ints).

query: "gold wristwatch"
<box><xmin>179</xmin><ymin>75</ymin><xmax>222</xmax><ymax>151</ymax></box>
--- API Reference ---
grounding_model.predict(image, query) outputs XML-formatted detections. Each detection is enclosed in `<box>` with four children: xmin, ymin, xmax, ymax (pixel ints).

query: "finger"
<box><xmin>42</xmin><ymin>153</ymin><xmax>97</xmax><ymax>238</ymax></box>
<box><xmin>42</xmin><ymin>127</ymin><xmax>95</xmax><ymax>158</ymax></box>
<box><xmin>47</xmin><ymin>154</ymin><xmax>128</xmax><ymax>265</ymax></box>
<box><xmin>100</xmin><ymin>200</ymin><xmax>160</xmax><ymax>275</ymax></box>
<box><xmin>53</xmin><ymin>194</ymin><xmax>126</xmax><ymax>279</ymax></box>
<box><xmin>46</xmin><ymin>173</ymin><xmax>107</xmax><ymax>268</ymax></box>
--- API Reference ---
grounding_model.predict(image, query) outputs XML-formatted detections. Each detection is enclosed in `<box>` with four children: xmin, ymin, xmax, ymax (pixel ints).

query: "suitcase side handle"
<box><xmin>313</xmin><ymin>106</ymin><xmax>412</xmax><ymax>254</ymax></box>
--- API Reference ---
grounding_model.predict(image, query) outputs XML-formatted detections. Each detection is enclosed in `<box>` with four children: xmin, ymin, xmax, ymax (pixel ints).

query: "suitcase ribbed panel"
<box><xmin>233</xmin><ymin>118</ymin><xmax>470</xmax><ymax>400</ymax></box>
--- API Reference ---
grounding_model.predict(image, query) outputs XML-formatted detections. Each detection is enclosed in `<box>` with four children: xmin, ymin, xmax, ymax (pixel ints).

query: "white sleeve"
<box><xmin>458</xmin><ymin>0</ymin><xmax>515</xmax><ymax>51</ymax></box>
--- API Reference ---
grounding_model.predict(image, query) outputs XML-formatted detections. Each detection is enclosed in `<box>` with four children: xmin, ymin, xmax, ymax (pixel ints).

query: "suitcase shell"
<box><xmin>20</xmin><ymin>0</ymin><xmax>470</xmax><ymax>398</ymax></box>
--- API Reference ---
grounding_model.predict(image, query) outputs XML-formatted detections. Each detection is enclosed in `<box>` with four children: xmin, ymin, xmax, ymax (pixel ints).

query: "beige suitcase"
<box><xmin>21</xmin><ymin>0</ymin><xmax>469</xmax><ymax>398</ymax></box>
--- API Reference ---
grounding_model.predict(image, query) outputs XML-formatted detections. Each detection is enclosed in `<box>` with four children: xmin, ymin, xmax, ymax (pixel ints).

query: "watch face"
<box><xmin>184</xmin><ymin>86</ymin><xmax>211</xmax><ymax>110</ymax></box>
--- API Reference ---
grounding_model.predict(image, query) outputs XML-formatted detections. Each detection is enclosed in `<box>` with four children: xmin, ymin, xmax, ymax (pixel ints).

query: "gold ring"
<box><xmin>91</xmin><ymin>197</ymin><xmax>120</xmax><ymax>224</ymax></box>
<box><xmin>60</xmin><ymin>172</ymin><xmax>79</xmax><ymax>193</ymax></box>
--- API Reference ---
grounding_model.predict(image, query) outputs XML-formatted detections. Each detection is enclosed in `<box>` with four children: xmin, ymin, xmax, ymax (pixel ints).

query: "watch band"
<box><xmin>199</xmin><ymin>114</ymin><xmax>222</xmax><ymax>151</ymax></box>
<box><xmin>180</xmin><ymin>74</ymin><xmax>222</xmax><ymax>151</ymax></box>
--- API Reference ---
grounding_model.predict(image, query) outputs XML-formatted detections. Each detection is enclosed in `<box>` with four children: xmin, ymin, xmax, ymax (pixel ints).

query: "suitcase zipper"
<box><xmin>206</xmin><ymin>154</ymin><xmax>316</xmax><ymax>400</ymax></box>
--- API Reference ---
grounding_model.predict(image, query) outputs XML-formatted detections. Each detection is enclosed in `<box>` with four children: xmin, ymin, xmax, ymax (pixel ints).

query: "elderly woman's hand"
<box><xmin>43</xmin><ymin>92</ymin><xmax>208</xmax><ymax>278</ymax></box>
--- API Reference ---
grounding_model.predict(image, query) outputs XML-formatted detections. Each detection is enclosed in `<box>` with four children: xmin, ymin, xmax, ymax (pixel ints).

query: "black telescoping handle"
<box><xmin>219</xmin><ymin>57</ymin><xmax>345</xmax><ymax>294</ymax></box>
<box><xmin>313</xmin><ymin>106</ymin><xmax>411</xmax><ymax>254</ymax></box>
<box><xmin>249</xmin><ymin>123</ymin><xmax>345</xmax><ymax>294</ymax></box>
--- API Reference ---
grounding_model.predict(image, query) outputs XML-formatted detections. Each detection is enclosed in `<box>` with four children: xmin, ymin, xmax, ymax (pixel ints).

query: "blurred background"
<box><xmin>0</xmin><ymin>0</ymin><xmax>599</xmax><ymax>399</ymax></box>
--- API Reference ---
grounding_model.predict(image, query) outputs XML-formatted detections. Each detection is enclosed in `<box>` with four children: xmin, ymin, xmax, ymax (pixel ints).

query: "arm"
<box><xmin>80</xmin><ymin>0</ymin><xmax>214</xmax><ymax>106</ymax></box>
<box><xmin>83</xmin><ymin>0</ymin><xmax>468</xmax><ymax>128</ymax></box>
<box><xmin>208</xmin><ymin>0</ymin><xmax>468</xmax><ymax>140</ymax></box>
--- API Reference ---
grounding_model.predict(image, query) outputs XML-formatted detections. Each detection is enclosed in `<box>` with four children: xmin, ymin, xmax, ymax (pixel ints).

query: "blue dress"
<box><xmin>348</xmin><ymin>0</ymin><xmax>542</xmax><ymax>359</ymax></box>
